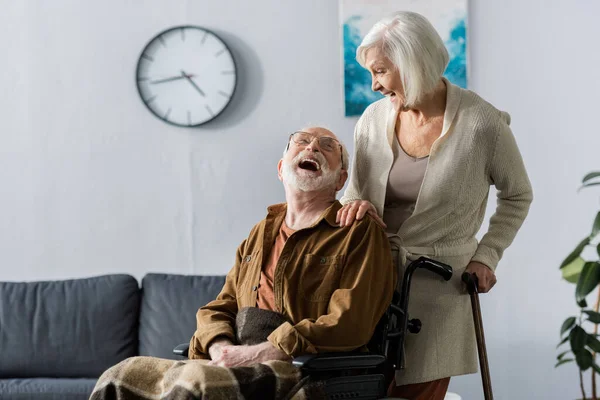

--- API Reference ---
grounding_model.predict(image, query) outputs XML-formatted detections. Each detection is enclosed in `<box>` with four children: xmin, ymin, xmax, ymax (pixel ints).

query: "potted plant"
<box><xmin>558</xmin><ymin>172</ymin><xmax>600</xmax><ymax>399</ymax></box>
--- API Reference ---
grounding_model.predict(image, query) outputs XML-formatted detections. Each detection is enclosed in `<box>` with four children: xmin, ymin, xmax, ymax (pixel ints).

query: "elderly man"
<box><xmin>190</xmin><ymin>126</ymin><xmax>395</xmax><ymax>366</ymax></box>
<box><xmin>90</xmin><ymin>127</ymin><xmax>395</xmax><ymax>400</ymax></box>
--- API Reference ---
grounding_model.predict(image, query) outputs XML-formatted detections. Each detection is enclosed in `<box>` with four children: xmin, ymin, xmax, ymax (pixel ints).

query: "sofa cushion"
<box><xmin>0</xmin><ymin>378</ymin><xmax>97</xmax><ymax>400</ymax></box>
<box><xmin>0</xmin><ymin>274</ymin><xmax>139</xmax><ymax>378</ymax></box>
<box><xmin>138</xmin><ymin>274</ymin><xmax>225</xmax><ymax>359</ymax></box>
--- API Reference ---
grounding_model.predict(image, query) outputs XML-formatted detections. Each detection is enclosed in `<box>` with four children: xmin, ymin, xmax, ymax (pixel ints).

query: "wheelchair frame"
<box><xmin>173</xmin><ymin>256</ymin><xmax>453</xmax><ymax>400</ymax></box>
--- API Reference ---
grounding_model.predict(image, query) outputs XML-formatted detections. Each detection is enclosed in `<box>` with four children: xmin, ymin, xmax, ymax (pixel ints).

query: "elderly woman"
<box><xmin>336</xmin><ymin>11</ymin><xmax>533</xmax><ymax>400</ymax></box>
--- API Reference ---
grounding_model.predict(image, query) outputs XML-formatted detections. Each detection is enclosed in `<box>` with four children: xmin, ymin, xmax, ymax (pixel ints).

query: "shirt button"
<box><xmin>320</xmin><ymin>257</ymin><xmax>326</xmax><ymax>264</ymax></box>
<box><xmin>252</xmin><ymin>286</ymin><xmax>258</xmax><ymax>291</ymax></box>
<box><xmin>245</xmin><ymin>256</ymin><xmax>252</xmax><ymax>262</ymax></box>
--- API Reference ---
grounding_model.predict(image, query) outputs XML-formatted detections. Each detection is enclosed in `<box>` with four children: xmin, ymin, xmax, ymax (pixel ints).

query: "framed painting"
<box><xmin>341</xmin><ymin>0</ymin><xmax>468</xmax><ymax>116</ymax></box>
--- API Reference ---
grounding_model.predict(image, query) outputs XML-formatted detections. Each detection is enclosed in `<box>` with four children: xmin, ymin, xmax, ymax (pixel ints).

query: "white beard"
<box><xmin>281</xmin><ymin>151</ymin><xmax>341</xmax><ymax>192</ymax></box>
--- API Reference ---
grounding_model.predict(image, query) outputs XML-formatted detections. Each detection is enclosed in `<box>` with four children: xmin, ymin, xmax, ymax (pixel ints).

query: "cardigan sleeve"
<box><xmin>339</xmin><ymin>115</ymin><xmax>365</xmax><ymax>206</ymax></box>
<box><xmin>338</xmin><ymin>112</ymin><xmax>388</xmax><ymax>216</ymax></box>
<box><xmin>471</xmin><ymin>122</ymin><xmax>533</xmax><ymax>270</ymax></box>
<box><xmin>339</xmin><ymin>100</ymin><xmax>394</xmax><ymax>217</ymax></box>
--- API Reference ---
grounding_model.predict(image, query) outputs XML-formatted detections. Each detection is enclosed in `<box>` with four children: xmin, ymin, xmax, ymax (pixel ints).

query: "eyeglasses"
<box><xmin>288</xmin><ymin>131</ymin><xmax>341</xmax><ymax>153</ymax></box>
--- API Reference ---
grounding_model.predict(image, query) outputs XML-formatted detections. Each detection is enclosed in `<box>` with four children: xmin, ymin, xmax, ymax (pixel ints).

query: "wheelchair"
<box><xmin>173</xmin><ymin>256</ymin><xmax>453</xmax><ymax>400</ymax></box>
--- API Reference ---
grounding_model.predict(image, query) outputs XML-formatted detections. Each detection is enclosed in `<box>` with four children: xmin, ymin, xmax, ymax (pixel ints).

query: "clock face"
<box><xmin>135</xmin><ymin>26</ymin><xmax>237</xmax><ymax>127</ymax></box>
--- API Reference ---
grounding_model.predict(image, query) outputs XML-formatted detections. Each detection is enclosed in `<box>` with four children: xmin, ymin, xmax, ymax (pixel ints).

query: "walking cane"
<box><xmin>462</xmin><ymin>272</ymin><xmax>494</xmax><ymax>400</ymax></box>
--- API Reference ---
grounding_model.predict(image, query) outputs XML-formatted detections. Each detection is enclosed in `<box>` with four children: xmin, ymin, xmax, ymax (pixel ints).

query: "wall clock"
<box><xmin>135</xmin><ymin>26</ymin><xmax>237</xmax><ymax>127</ymax></box>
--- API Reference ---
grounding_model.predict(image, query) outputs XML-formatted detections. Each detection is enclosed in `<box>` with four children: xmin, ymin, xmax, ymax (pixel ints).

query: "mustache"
<box><xmin>292</xmin><ymin>150</ymin><xmax>328</xmax><ymax>168</ymax></box>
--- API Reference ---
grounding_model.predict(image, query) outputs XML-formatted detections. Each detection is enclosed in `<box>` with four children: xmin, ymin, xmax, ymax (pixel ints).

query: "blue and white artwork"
<box><xmin>341</xmin><ymin>0</ymin><xmax>468</xmax><ymax>117</ymax></box>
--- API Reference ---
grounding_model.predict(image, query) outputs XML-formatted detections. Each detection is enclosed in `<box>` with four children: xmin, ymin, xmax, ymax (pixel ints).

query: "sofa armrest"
<box><xmin>173</xmin><ymin>343</ymin><xmax>189</xmax><ymax>357</ymax></box>
<box><xmin>292</xmin><ymin>352</ymin><xmax>386</xmax><ymax>372</ymax></box>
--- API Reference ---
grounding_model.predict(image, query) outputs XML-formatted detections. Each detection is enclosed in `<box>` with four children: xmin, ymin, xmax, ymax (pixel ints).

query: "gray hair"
<box><xmin>283</xmin><ymin>130</ymin><xmax>350</xmax><ymax>170</ymax></box>
<box><xmin>356</xmin><ymin>11</ymin><xmax>449</xmax><ymax>107</ymax></box>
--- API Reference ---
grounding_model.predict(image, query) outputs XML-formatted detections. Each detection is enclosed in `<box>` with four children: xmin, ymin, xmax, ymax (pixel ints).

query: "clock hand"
<box><xmin>181</xmin><ymin>70</ymin><xmax>205</xmax><ymax>97</ymax></box>
<box><xmin>150</xmin><ymin>74</ymin><xmax>195</xmax><ymax>84</ymax></box>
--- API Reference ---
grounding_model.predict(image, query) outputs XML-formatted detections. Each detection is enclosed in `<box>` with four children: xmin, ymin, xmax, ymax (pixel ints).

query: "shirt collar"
<box><xmin>266</xmin><ymin>201</ymin><xmax>342</xmax><ymax>230</ymax></box>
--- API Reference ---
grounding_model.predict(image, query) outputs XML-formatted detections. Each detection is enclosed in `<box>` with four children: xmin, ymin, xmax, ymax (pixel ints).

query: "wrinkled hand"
<box><xmin>208</xmin><ymin>338</ymin><xmax>233</xmax><ymax>361</ymax></box>
<box><xmin>465</xmin><ymin>261</ymin><xmax>497</xmax><ymax>293</ymax></box>
<box><xmin>208</xmin><ymin>342</ymin><xmax>290</xmax><ymax>367</ymax></box>
<box><xmin>336</xmin><ymin>200</ymin><xmax>386</xmax><ymax>228</ymax></box>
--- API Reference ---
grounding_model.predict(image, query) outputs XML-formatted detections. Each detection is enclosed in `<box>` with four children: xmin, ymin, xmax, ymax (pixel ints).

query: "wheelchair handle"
<box><xmin>414</xmin><ymin>257</ymin><xmax>453</xmax><ymax>281</ymax></box>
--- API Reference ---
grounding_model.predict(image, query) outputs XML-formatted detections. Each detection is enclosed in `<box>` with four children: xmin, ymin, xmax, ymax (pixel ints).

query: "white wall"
<box><xmin>2</xmin><ymin>0</ymin><xmax>600</xmax><ymax>398</ymax></box>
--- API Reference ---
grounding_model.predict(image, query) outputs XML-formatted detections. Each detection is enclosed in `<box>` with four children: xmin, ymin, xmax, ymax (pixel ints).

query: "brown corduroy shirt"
<box><xmin>188</xmin><ymin>200</ymin><xmax>396</xmax><ymax>359</ymax></box>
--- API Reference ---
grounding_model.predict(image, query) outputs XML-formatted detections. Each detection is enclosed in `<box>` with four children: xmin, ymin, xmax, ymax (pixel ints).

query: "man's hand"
<box><xmin>465</xmin><ymin>261</ymin><xmax>497</xmax><ymax>293</ymax></box>
<box><xmin>208</xmin><ymin>338</ymin><xmax>234</xmax><ymax>361</ymax></box>
<box><xmin>207</xmin><ymin>342</ymin><xmax>291</xmax><ymax>367</ymax></box>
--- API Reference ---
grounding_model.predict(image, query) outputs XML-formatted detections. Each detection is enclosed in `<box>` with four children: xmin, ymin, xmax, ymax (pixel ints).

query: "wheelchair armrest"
<box><xmin>292</xmin><ymin>352</ymin><xmax>386</xmax><ymax>372</ymax></box>
<box><xmin>173</xmin><ymin>343</ymin><xmax>190</xmax><ymax>357</ymax></box>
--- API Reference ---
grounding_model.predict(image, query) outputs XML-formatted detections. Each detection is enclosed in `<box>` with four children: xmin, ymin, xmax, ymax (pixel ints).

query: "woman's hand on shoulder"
<box><xmin>336</xmin><ymin>200</ymin><xmax>387</xmax><ymax>229</ymax></box>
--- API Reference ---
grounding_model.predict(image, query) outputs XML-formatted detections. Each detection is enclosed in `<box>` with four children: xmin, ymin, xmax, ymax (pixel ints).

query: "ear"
<box><xmin>335</xmin><ymin>169</ymin><xmax>348</xmax><ymax>191</ymax></box>
<box><xmin>277</xmin><ymin>159</ymin><xmax>284</xmax><ymax>182</ymax></box>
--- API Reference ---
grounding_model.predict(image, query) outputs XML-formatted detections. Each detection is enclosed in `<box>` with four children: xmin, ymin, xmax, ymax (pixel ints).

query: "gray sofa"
<box><xmin>0</xmin><ymin>273</ymin><xmax>225</xmax><ymax>400</ymax></box>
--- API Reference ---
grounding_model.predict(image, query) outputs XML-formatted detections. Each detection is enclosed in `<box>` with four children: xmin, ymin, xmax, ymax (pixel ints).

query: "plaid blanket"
<box><xmin>90</xmin><ymin>356</ymin><xmax>315</xmax><ymax>400</ymax></box>
<box><xmin>90</xmin><ymin>308</ymin><xmax>328</xmax><ymax>399</ymax></box>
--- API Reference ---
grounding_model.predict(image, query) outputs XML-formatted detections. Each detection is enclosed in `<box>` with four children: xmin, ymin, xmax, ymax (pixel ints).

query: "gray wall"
<box><xmin>2</xmin><ymin>0</ymin><xmax>600</xmax><ymax>398</ymax></box>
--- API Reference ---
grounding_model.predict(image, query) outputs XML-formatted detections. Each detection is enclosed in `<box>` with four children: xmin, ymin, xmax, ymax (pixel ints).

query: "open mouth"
<box><xmin>298</xmin><ymin>159</ymin><xmax>320</xmax><ymax>172</ymax></box>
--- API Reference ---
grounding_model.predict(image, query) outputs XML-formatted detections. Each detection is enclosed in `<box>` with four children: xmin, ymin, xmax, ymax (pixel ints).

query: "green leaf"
<box><xmin>597</xmin><ymin>242</ymin><xmax>600</xmax><ymax>259</ymax></box>
<box><xmin>593</xmin><ymin>212</ymin><xmax>600</xmax><ymax>237</ymax></box>
<box><xmin>557</xmin><ymin>336</ymin><xmax>570</xmax><ymax>348</ymax></box>
<box><xmin>583</xmin><ymin>172</ymin><xmax>600</xmax><ymax>184</ymax></box>
<box><xmin>557</xmin><ymin>350</ymin><xmax>571</xmax><ymax>360</ymax></box>
<box><xmin>575</xmin><ymin>349</ymin><xmax>594</xmax><ymax>370</ymax></box>
<box><xmin>561</xmin><ymin>317</ymin><xmax>577</xmax><ymax>336</ymax></box>
<box><xmin>571</xmin><ymin>325</ymin><xmax>587</xmax><ymax>352</ymax></box>
<box><xmin>576</xmin><ymin>262</ymin><xmax>600</xmax><ymax>304</ymax></box>
<box><xmin>587</xmin><ymin>333</ymin><xmax>600</xmax><ymax>352</ymax></box>
<box><xmin>580</xmin><ymin>298</ymin><xmax>589</xmax><ymax>308</ymax></box>
<box><xmin>555</xmin><ymin>358</ymin><xmax>574</xmax><ymax>368</ymax></box>
<box><xmin>584</xmin><ymin>310</ymin><xmax>600</xmax><ymax>324</ymax></box>
<box><xmin>562</xmin><ymin>257</ymin><xmax>586</xmax><ymax>283</ymax></box>
<box><xmin>580</xmin><ymin>182</ymin><xmax>600</xmax><ymax>191</ymax></box>
<box><xmin>594</xmin><ymin>362</ymin><xmax>600</xmax><ymax>374</ymax></box>
<box><xmin>561</xmin><ymin>237</ymin><xmax>591</xmax><ymax>269</ymax></box>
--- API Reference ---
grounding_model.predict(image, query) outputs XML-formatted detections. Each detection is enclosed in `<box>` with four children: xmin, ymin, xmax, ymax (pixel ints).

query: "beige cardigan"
<box><xmin>340</xmin><ymin>79</ymin><xmax>533</xmax><ymax>384</ymax></box>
